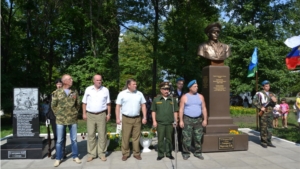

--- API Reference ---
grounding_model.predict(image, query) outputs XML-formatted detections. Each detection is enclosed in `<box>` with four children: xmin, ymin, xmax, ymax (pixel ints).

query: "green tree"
<box><xmin>118</xmin><ymin>30</ymin><xmax>153</xmax><ymax>95</ymax></box>
<box><xmin>220</xmin><ymin>0</ymin><xmax>300</xmax><ymax>95</ymax></box>
<box><xmin>161</xmin><ymin>0</ymin><xmax>219</xmax><ymax>88</ymax></box>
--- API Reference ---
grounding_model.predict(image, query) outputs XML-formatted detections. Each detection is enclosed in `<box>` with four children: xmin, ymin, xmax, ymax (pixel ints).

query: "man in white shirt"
<box><xmin>115</xmin><ymin>78</ymin><xmax>147</xmax><ymax>161</ymax></box>
<box><xmin>82</xmin><ymin>74</ymin><xmax>111</xmax><ymax>162</ymax></box>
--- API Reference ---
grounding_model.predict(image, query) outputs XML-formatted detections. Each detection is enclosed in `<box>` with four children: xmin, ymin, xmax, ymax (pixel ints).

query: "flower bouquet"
<box><xmin>229</xmin><ymin>129</ymin><xmax>242</xmax><ymax>135</ymax></box>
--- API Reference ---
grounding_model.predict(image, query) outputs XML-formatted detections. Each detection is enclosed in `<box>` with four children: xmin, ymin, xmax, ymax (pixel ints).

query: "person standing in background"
<box><xmin>46</xmin><ymin>79</ymin><xmax>67</xmax><ymax>159</ymax></box>
<box><xmin>173</xmin><ymin>77</ymin><xmax>185</xmax><ymax>151</ymax></box>
<box><xmin>280</xmin><ymin>98</ymin><xmax>289</xmax><ymax>128</ymax></box>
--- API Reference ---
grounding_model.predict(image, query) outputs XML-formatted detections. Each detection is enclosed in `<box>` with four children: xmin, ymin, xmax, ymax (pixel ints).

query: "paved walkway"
<box><xmin>1</xmin><ymin>128</ymin><xmax>300</xmax><ymax>169</ymax></box>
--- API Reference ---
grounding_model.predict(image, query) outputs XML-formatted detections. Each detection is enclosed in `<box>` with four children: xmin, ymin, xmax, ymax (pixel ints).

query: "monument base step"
<box><xmin>205</xmin><ymin>124</ymin><xmax>238</xmax><ymax>133</ymax></box>
<box><xmin>1</xmin><ymin>138</ymin><xmax>55</xmax><ymax>159</ymax></box>
<box><xmin>7</xmin><ymin>137</ymin><xmax>45</xmax><ymax>144</ymax></box>
<box><xmin>202</xmin><ymin>133</ymin><xmax>248</xmax><ymax>152</ymax></box>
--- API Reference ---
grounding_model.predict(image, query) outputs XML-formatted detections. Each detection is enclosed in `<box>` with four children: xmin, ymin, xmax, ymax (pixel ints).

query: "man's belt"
<box><xmin>184</xmin><ymin>114</ymin><xmax>202</xmax><ymax>119</ymax></box>
<box><xmin>123</xmin><ymin>114</ymin><xmax>140</xmax><ymax>118</ymax></box>
<box><xmin>88</xmin><ymin>110</ymin><xmax>106</xmax><ymax>115</ymax></box>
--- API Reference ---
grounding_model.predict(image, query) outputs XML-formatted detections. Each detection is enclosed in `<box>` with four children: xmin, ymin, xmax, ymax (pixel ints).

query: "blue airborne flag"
<box><xmin>247</xmin><ymin>47</ymin><xmax>258</xmax><ymax>77</ymax></box>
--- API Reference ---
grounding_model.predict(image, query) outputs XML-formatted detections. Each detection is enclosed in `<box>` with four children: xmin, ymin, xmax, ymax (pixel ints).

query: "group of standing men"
<box><xmin>47</xmin><ymin>74</ymin><xmax>208</xmax><ymax>167</ymax></box>
<box><xmin>47</xmin><ymin>73</ymin><xmax>277</xmax><ymax>168</ymax></box>
<box><xmin>152</xmin><ymin>78</ymin><xmax>208</xmax><ymax>160</ymax></box>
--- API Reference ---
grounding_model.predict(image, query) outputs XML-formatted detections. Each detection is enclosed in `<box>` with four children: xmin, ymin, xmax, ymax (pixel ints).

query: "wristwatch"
<box><xmin>107</xmin><ymin>114</ymin><xmax>111</xmax><ymax>116</ymax></box>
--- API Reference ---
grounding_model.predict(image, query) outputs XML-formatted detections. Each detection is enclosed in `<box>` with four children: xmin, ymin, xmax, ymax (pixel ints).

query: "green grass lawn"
<box><xmin>1</xmin><ymin>110</ymin><xmax>299</xmax><ymax>144</ymax></box>
<box><xmin>0</xmin><ymin>115</ymin><xmax>153</xmax><ymax>138</ymax></box>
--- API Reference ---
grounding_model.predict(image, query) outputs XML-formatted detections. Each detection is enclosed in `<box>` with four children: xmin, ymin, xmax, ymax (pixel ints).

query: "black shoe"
<box><xmin>261</xmin><ymin>144</ymin><xmax>267</xmax><ymax>148</ymax></box>
<box><xmin>51</xmin><ymin>154</ymin><xmax>56</xmax><ymax>159</ymax></box>
<box><xmin>267</xmin><ymin>143</ymin><xmax>276</xmax><ymax>148</ymax></box>
<box><xmin>157</xmin><ymin>156</ymin><xmax>164</xmax><ymax>161</ymax></box>
<box><xmin>195</xmin><ymin>154</ymin><xmax>204</xmax><ymax>160</ymax></box>
<box><xmin>166</xmin><ymin>155</ymin><xmax>174</xmax><ymax>160</ymax></box>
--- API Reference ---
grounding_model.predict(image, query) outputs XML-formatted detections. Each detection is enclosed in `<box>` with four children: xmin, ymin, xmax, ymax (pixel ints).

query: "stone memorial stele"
<box><xmin>1</xmin><ymin>88</ymin><xmax>54</xmax><ymax>159</ymax></box>
<box><xmin>198</xmin><ymin>23</ymin><xmax>248</xmax><ymax>152</ymax></box>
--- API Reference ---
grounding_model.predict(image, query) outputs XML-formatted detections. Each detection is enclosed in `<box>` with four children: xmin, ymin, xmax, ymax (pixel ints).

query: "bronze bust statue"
<box><xmin>197</xmin><ymin>23</ymin><xmax>231</xmax><ymax>65</ymax></box>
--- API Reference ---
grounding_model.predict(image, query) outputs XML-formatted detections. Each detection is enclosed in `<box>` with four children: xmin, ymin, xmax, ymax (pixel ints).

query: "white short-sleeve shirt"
<box><xmin>115</xmin><ymin>89</ymin><xmax>146</xmax><ymax>117</ymax></box>
<box><xmin>82</xmin><ymin>85</ymin><xmax>111</xmax><ymax>113</ymax></box>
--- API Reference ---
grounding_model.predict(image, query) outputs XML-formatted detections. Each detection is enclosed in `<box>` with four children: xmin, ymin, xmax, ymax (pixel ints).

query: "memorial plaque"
<box><xmin>13</xmin><ymin>88</ymin><xmax>39</xmax><ymax>138</ymax></box>
<box><xmin>1</xmin><ymin>87</ymin><xmax>55</xmax><ymax>159</ymax></box>
<box><xmin>8</xmin><ymin>151</ymin><xmax>26</xmax><ymax>158</ymax></box>
<box><xmin>219</xmin><ymin>137</ymin><xmax>234</xmax><ymax>150</ymax></box>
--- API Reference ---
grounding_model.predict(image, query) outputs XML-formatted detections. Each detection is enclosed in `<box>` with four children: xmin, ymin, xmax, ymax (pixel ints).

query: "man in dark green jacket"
<box><xmin>151</xmin><ymin>82</ymin><xmax>178</xmax><ymax>161</ymax></box>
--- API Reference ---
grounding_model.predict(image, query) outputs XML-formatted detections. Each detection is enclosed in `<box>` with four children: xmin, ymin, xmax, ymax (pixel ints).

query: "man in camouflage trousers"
<box><xmin>253</xmin><ymin>80</ymin><xmax>277</xmax><ymax>148</ymax></box>
<box><xmin>179</xmin><ymin>80</ymin><xmax>207</xmax><ymax>160</ymax></box>
<box><xmin>51</xmin><ymin>74</ymin><xmax>82</xmax><ymax>167</ymax></box>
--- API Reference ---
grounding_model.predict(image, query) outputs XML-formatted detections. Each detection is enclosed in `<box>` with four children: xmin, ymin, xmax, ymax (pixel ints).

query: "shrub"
<box><xmin>230</xmin><ymin>106</ymin><xmax>256</xmax><ymax>116</ymax></box>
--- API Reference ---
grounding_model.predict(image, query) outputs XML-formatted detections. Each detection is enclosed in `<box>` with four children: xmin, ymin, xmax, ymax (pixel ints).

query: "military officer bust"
<box><xmin>197</xmin><ymin>23</ymin><xmax>231</xmax><ymax>64</ymax></box>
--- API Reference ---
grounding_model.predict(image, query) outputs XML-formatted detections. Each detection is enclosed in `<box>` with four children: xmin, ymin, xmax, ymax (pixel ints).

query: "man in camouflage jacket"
<box><xmin>253</xmin><ymin>80</ymin><xmax>277</xmax><ymax>148</ymax></box>
<box><xmin>51</xmin><ymin>74</ymin><xmax>81</xmax><ymax>167</ymax></box>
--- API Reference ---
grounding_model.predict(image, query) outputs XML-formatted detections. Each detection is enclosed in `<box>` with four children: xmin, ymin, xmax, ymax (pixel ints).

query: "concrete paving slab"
<box><xmin>190</xmin><ymin>159</ymin><xmax>222</xmax><ymax>169</ymax></box>
<box><xmin>277</xmin><ymin>162</ymin><xmax>300</xmax><ymax>169</ymax></box>
<box><xmin>1</xmin><ymin>128</ymin><xmax>300</xmax><ymax>169</ymax></box>
<box><xmin>252</xmin><ymin>163</ymin><xmax>286</xmax><ymax>169</ymax></box>
<box><xmin>240</xmin><ymin>156</ymin><xmax>272</xmax><ymax>165</ymax></box>
<box><xmin>262</xmin><ymin>155</ymin><xmax>296</xmax><ymax>164</ymax></box>
<box><xmin>213</xmin><ymin>158</ymin><xmax>249</xmax><ymax>168</ymax></box>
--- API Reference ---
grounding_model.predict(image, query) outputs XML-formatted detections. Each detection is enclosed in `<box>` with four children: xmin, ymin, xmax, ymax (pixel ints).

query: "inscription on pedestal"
<box><xmin>15</xmin><ymin>113</ymin><xmax>38</xmax><ymax>137</ymax></box>
<box><xmin>213</xmin><ymin>75</ymin><xmax>226</xmax><ymax>92</ymax></box>
<box><xmin>13</xmin><ymin>88</ymin><xmax>39</xmax><ymax>138</ymax></box>
<box><xmin>219</xmin><ymin>137</ymin><xmax>234</xmax><ymax>150</ymax></box>
<box><xmin>8</xmin><ymin>151</ymin><xmax>26</xmax><ymax>158</ymax></box>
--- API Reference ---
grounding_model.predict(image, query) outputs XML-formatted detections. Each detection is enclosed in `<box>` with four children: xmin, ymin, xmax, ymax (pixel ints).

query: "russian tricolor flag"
<box><xmin>286</xmin><ymin>46</ymin><xmax>300</xmax><ymax>70</ymax></box>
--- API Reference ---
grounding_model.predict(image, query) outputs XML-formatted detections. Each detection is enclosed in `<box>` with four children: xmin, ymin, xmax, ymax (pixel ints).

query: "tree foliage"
<box><xmin>161</xmin><ymin>0</ymin><xmax>219</xmax><ymax>88</ymax></box>
<box><xmin>1</xmin><ymin>0</ymin><xmax>300</xmax><ymax>112</ymax></box>
<box><xmin>119</xmin><ymin>29</ymin><xmax>153</xmax><ymax>94</ymax></box>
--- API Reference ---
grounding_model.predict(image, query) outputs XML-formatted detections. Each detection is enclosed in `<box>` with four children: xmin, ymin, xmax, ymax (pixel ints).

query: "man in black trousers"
<box><xmin>173</xmin><ymin>77</ymin><xmax>185</xmax><ymax>151</ymax></box>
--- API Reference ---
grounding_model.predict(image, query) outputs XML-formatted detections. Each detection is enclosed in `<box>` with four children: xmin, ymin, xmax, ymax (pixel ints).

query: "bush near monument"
<box><xmin>230</xmin><ymin>106</ymin><xmax>256</xmax><ymax>116</ymax></box>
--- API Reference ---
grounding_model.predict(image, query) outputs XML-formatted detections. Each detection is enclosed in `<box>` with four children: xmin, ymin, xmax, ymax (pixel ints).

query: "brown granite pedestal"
<box><xmin>201</xmin><ymin>66</ymin><xmax>248</xmax><ymax>152</ymax></box>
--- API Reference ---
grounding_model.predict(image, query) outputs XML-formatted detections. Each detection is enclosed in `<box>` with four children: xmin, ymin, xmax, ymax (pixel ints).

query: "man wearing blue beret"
<box><xmin>253</xmin><ymin>80</ymin><xmax>277</xmax><ymax>148</ymax></box>
<box><xmin>179</xmin><ymin>80</ymin><xmax>208</xmax><ymax>160</ymax></box>
<box><xmin>174</xmin><ymin>77</ymin><xmax>185</xmax><ymax>103</ymax></box>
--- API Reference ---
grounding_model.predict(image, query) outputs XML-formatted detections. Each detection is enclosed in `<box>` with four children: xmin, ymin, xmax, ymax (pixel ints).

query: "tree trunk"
<box><xmin>151</xmin><ymin>0</ymin><xmax>159</xmax><ymax>98</ymax></box>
